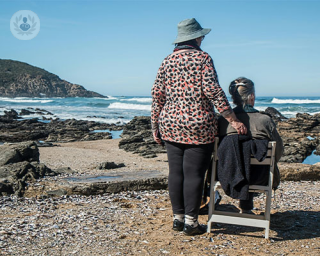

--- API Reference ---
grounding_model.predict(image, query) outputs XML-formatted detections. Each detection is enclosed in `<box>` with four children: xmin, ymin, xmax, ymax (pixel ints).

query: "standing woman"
<box><xmin>151</xmin><ymin>18</ymin><xmax>247</xmax><ymax>235</ymax></box>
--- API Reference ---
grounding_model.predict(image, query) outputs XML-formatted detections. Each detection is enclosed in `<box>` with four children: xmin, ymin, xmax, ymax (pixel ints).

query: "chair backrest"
<box><xmin>250</xmin><ymin>141</ymin><xmax>276</xmax><ymax>166</ymax></box>
<box><xmin>212</xmin><ymin>138</ymin><xmax>277</xmax><ymax>189</ymax></box>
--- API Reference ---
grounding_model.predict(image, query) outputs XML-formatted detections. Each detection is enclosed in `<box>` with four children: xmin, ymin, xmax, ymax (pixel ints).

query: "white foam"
<box><xmin>108</xmin><ymin>102</ymin><xmax>151</xmax><ymax>111</ymax></box>
<box><xmin>121</xmin><ymin>98</ymin><xmax>152</xmax><ymax>103</ymax></box>
<box><xmin>253</xmin><ymin>106</ymin><xmax>266</xmax><ymax>111</ymax></box>
<box><xmin>101</xmin><ymin>96</ymin><xmax>118</xmax><ymax>100</ymax></box>
<box><xmin>271</xmin><ymin>98</ymin><xmax>320</xmax><ymax>104</ymax></box>
<box><xmin>0</xmin><ymin>97</ymin><xmax>53</xmax><ymax>103</ymax></box>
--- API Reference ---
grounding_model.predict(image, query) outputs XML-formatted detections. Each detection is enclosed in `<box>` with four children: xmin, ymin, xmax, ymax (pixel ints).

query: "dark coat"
<box><xmin>217</xmin><ymin>135</ymin><xmax>269</xmax><ymax>200</ymax></box>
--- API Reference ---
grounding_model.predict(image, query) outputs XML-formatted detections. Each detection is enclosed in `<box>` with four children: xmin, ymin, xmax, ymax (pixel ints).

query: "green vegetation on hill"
<box><xmin>0</xmin><ymin>59</ymin><xmax>105</xmax><ymax>98</ymax></box>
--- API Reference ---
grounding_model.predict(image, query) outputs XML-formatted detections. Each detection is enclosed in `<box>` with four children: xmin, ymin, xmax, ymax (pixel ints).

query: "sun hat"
<box><xmin>173</xmin><ymin>18</ymin><xmax>211</xmax><ymax>44</ymax></box>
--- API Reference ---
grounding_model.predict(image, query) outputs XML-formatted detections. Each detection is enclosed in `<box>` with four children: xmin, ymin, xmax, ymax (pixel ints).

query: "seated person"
<box><xmin>218</xmin><ymin>77</ymin><xmax>283</xmax><ymax>213</ymax></box>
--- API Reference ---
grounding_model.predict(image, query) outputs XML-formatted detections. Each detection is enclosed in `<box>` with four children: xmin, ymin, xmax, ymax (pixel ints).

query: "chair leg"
<box><xmin>207</xmin><ymin>222</ymin><xmax>211</xmax><ymax>233</ymax></box>
<box><xmin>207</xmin><ymin>186</ymin><xmax>217</xmax><ymax>233</ymax></box>
<box><xmin>265</xmin><ymin>226</ymin><xmax>269</xmax><ymax>239</ymax></box>
<box><xmin>264</xmin><ymin>190</ymin><xmax>272</xmax><ymax>239</ymax></box>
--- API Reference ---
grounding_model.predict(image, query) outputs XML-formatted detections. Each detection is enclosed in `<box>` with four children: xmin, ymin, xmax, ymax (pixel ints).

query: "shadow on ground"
<box><xmin>208</xmin><ymin>204</ymin><xmax>320</xmax><ymax>241</ymax></box>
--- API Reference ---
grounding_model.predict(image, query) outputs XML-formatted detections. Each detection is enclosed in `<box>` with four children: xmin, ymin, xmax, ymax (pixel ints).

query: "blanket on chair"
<box><xmin>217</xmin><ymin>135</ymin><xmax>269</xmax><ymax>200</ymax></box>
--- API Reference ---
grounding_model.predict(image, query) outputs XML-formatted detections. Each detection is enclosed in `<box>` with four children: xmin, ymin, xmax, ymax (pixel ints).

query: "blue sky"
<box><xmin>1</xmin><ymin>0</ymin><xmax>319</xmax><ymax>97</ymax></box>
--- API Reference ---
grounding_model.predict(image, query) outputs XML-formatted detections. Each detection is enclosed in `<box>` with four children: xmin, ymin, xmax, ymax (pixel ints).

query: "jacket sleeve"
<box><xmin>151</xmin><ymin>61</ymin><xmax>166</xmax><ymax>131</ymax></box>
<box><xmin>201</xmin><ymin>54</ymin><xmax>232</xmax><ymax>116</ymax></box>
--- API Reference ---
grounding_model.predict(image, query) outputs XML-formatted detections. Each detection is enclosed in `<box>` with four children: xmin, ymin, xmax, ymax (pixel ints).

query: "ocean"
<box><xmin>1</xmin><ymin>96</ymin><xmax>320</xmax><ymax>124</ymax></box>
<box><xmin>1</xmin><ymin>95</ymin><xmax>320</xmax><ymax>164</ymax></box>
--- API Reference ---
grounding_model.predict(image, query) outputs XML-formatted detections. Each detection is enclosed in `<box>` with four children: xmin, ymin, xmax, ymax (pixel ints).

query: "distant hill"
<box><xmin>0</xmin><ymin>59</ymin><xmax>106</xmax><ymax>98</ymax></box>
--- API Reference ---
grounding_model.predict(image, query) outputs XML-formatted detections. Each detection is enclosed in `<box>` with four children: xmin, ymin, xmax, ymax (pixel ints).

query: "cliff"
<box><xmin>0</xmin><ymin>59</ymin><xmax>106</xmax><ymax>98</ymax></box>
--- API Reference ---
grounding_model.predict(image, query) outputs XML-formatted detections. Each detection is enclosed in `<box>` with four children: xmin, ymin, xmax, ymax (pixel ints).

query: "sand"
<box><xmin>39</xmin><ymin>138</ymin><xmax>169</xmax><ymax>175</ymax></box>
<box><xmin>2</xmin><ymin>139</ymin><xmax>316</xmax><ymax>255</ymax></box>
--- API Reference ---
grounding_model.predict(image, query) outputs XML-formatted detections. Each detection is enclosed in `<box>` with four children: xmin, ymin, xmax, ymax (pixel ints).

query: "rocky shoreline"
<box><xmin>0</xmin><ymin>107</ymin><xmax>320</xmax><ymax>255</ymax></box>
<box><xmin>1</xmin><ymin>106</ymin><xmax>319</xmax><ymax>162</ymax></box>
<box><xmin>0</xmin><ymin>108</ymin><xmax>123</xmax><ymax>143</ymax></box>
<box><xmin>0</xmin><ymin>107</ymin><xmax>320</xmax><ymax>197</ymax></box>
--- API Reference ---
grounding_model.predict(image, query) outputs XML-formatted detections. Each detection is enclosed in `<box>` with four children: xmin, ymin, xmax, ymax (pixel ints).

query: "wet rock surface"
<box><xmin>0</xmin><ymin>108</ymin><xmax>123</xmax><ymax>143</ymax></box>
<box><xmin>277</xmin><ymin>112</ymin><xmax>320</xmax><ymax>163</ymax></box>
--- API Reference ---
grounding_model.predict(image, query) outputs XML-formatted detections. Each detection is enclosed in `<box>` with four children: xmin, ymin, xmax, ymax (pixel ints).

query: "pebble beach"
<box><xmin>0</xmin><ymin>139</ymin><xmax>319</xmax><ymax>255</ymax></box>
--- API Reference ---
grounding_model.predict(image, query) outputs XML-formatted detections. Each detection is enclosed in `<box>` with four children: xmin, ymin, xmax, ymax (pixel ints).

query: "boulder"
<box><xmin>0</xmin><ymin>161</ymin><xmax>54</xmax><ymax>196</ymax></box>
<box><xmin>262</xmin><ymin>107</ymin><xmax>287</xmax><ymax>123</ymax></box>
<box><xmin>0</xmin><ymin>142</ymin><xmax>54</xmax><ymax>196</ymax></box>
<box><xmin>97</xmin><ymin>162</ymin><xmax>125</xmax><ymax>170</ymax></box>
<box><xmin>19</xmin><ymin>109</ymin><xmax>35</xmax><ymax>116</ymax></box>
<box><xmin>3</xmin><ymin>109</ymin><xmax>19</xmax><ymax>119</ymax></box>
<box><xmin>119</xmin><ymin>116</ymin><xmax>166</xmax><ymax>158</ymax></box>
<box><xmin>0</xmin><ymin>141</ymin><xmax>39</xmax><ymax>166</ymax></box>
<box><xmin>51</xmin><ymin>167</ymin><xmax>75</xmax><ymax>175</ymax></box>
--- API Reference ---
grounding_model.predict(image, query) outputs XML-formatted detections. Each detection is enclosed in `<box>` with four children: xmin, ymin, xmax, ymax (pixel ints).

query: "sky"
<box><xmin>0</xmin><ymin>0</ymin><xmax>320</xmax><ymax>97</ymax></box>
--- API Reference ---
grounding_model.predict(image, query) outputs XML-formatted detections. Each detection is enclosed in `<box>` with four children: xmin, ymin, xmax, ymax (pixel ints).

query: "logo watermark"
<box><xmin>10</xmin><ymin>10</ymin><xmax>40</xmax><ymax>40</ymax></box>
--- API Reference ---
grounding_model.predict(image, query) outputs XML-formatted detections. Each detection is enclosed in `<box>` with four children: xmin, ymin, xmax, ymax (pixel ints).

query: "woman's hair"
<box><xmin>229</xmin><ymin>77</ymin><xmax>255</xmax><ymax>107</ymax></box>
<box><xmin>175</xmin><ymin>39</ymin><xmax>201</xmax><ymax>51</ymax></box>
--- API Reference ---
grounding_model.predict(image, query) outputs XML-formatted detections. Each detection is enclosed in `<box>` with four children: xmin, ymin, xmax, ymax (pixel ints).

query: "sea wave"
<box><xmin>121</xmin><ymin>98</ymin><xmax>152</xmax><ymax>103</ymax></box>
<box><xmin>102</xmin><ymin>96</ymin><xmax>118</xmax><ymax>100</ymax></box>
<box><xmin>271</xmin><ymin>98</ymin><xmax>320</xmax><ymax>104</ymax></box>
<box><xmin>108</xmin><ymin>102</ymin><xmax>151</xmax><ymax>111</ymax></box>
<box><xmin>0</xmin><ymin>97</ymin><xmax>53</xmax><ymax>103</ymax></box>
<box><xmin>252</xmin><ymin>106</ymin><xmax>266</xmax><ymax>111</ymax></box>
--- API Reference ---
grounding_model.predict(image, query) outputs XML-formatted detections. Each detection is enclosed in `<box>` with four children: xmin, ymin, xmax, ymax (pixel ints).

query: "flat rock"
<box><xmin>279</xmin><ymin>163</ymin><xmax>320</xmax><ymax>181</ymax></box>
<box><xmin>30</xmin><ymin>170</ymin><xmax>168</xmax><ymax>197</ymax></box>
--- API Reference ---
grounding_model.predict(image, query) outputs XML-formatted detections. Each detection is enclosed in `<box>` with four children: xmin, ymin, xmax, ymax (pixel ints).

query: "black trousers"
<box><xmin>165</xmin><ymin>141</ymin><xmax>214</xmax><ymax>218</ymax></box>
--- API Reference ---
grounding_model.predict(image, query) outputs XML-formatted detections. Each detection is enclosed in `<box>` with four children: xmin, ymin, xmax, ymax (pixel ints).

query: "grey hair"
<box><xmin>228</xmin><ymin>77</ymin><xmax>255</xmax><ymax>107</ymax></box>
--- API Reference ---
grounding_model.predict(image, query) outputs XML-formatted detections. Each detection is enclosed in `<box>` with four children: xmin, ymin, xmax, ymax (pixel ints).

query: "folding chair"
<box><xmin>207</xmin><ymin>138</ymin><xmax>276</xmax><ymax>239</ymax></box>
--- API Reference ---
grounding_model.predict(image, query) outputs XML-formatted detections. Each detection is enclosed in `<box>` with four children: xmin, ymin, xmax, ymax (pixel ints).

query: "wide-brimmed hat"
<box><xmin>173</xmin><ymin>18</ymin><xmax>211</xmax><ymax>44</ymax></box>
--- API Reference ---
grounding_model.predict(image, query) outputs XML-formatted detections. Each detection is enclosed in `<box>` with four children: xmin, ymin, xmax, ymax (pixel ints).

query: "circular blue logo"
<box><xmin>10</xmin><ymin>10</ymin><xmax>40</xmax><ymax>40</ymax></box>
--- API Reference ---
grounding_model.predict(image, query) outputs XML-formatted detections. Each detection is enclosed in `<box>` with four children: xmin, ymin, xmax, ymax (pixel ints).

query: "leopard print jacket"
<box><xmin>151</xmin><ymin>50</ymin><xmax>231</xmax><ymax>145</ymax></box>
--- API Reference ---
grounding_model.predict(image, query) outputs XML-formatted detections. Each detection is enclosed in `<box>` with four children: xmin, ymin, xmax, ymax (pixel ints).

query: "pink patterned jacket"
<box><xmin>151</xmin><ymin>50</ymin><xmax>232</xmax><ymax>144</ymax></box>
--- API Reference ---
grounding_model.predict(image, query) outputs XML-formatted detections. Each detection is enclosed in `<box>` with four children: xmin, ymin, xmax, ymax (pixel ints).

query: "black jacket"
<box><xmin>217</xmin><ymin>135</ymin><xmax>269</xmax><ymax>200</ymax></box>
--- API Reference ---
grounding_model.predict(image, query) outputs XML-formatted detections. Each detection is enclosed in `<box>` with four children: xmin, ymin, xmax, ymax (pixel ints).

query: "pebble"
<box><xmin>0</xmin><ymin>181</ymin><xmax>319</xmax><ymax>255</ymax></box>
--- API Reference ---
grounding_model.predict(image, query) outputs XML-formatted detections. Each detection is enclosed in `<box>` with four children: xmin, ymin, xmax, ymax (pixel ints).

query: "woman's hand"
<box><xmin>223</xmin><ymin>111</ymin><xmax>248</xmax><ymax>135</ymax></box>
<box><xmin>230</xmin><ymin>120</ymin><xmax>247</xmax><ymax>135</ymax></box>
<box><xmin>153</xmin><ymin>129</ymin><xmax>164</xmax><ymax>146</ymax></box>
